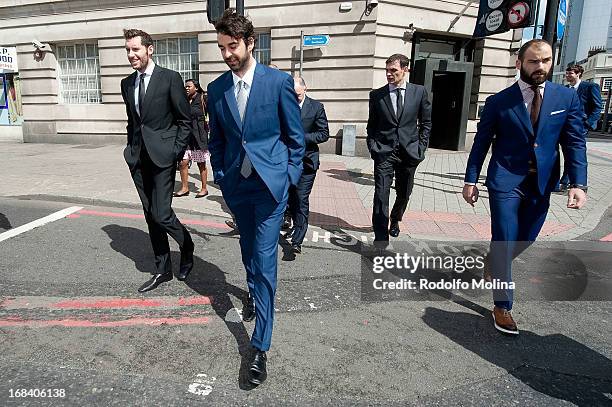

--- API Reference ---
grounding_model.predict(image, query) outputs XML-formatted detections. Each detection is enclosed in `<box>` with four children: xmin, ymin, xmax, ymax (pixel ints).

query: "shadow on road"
<box><xmin>102</xmin><ymin>224</ymin><xmax>257</xmax><ymax>390</ymax></box>
<box><xmin>422</xmin><ymin>301</ymin><xmax>612</xmax><ymax>406</ymax></box>
<box><xmin>0</xmin><ymin>212</ymin><xmax>12</xmax><ymax>230</ymax></box>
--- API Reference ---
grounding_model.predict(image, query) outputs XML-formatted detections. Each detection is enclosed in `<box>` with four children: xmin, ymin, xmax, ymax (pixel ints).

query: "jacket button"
<box><xmin>243</xmin><ymin>141</ymin><xmax>246</xmax><ymax>144</ymax></box>
<box><xmin>533</xmin><ymin>143</ymin><xmax>538</xmax><ymax>148</ymax></box>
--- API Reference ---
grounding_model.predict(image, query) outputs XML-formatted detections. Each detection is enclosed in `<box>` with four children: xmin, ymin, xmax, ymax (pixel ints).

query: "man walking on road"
<box><xmin>120</xmin><ymin>29</ymin><xmax>194</xmax><ymax>293</ymax></box>
<box><xmin>367</xmin><ymin>53</ymin><xmax>432</xmax><ymax>245</ymax></box>
<box><xmin>286</xmin><ymin>76</ymin><xmax>329</xmax><ymax>254</ymax></box>
<box><xmin>207</xmin><ymin>9</ymin><xmax>304</xmax><ymax>386</ymax></box>
<box><xmin>463</xmin><ymin>40</ymin><xmax>588</xmax><ymax>336</ymax></box>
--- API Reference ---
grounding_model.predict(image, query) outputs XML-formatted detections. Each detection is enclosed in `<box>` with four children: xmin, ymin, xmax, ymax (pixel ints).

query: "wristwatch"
<box><xmin>569</xmin><ymin>184</ymin><xmax>588</xmax><ymax>193</ymax></box>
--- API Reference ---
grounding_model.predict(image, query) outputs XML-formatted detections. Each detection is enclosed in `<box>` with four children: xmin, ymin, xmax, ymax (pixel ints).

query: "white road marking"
<box><xmin>0</xmin><ymin>206</ymin><xmax>83</xmax><ymax>243</ymax></box>
<box><xmin>188</xmin><ymin>373</ymin><xmax>216</xmax><ymax>397</ymax></box>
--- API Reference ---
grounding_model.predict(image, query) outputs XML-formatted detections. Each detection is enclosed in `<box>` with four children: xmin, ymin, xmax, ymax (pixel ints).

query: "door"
<box><xmin>430</xmin><ymin>71</ymin><xmax>465</xmax><ymax>150</ymax></box>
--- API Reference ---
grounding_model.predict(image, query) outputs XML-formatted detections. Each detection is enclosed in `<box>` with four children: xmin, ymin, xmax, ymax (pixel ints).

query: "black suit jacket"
<box><xmin>300</xmin><ymin>96</ymin><xmax>329</xmax><ymax>172</ymax></box>
<box><xmin>366</xmin><ymin>83</ymin><xmax>432</xmax><ymax>164</ymax></box>
<box><xmin>121</xmin><ymin>64</ymin><xmax>191</xmax><ymax>170</ymax></box>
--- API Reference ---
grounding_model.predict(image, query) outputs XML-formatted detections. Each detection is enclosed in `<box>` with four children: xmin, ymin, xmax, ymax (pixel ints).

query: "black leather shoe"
<box><xmin>291</xmin><ymin>243</ymin><xmax>302</xmax><ymax>254</ymax></box>
<box><xmin>138</xmin><ymin>272</ymin><xmax>172</xmax><ymax>293</ymax></box>
<box><xmin>177</xmin><ymin>246</ymin><xmax>194</xmax><ymax>281</ymax></box>
<box><xmin>248</xmin><ymin>350</ymin><xmax>267</xmax><ymax>386</ymax></box>
<box><xmin>389</xmin><ymin>221</ymin><xmax>400</xmax><ymax>237</ymax></box>
<box><xmin>242</xmin><ymin>296</ymin><xmax>255</xmax><ymax>322</ymax></box>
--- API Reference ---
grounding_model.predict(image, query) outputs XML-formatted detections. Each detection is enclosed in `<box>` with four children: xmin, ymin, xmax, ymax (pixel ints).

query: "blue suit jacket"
<box><xmin>207</xmin><ymin>63</ymin><xmax>305</xmax><ymax>203</ymax></box>
<box><xmin>465</xmin><ymin>81</ymin><xmax>587</xmax><ymax>194</ymax></box>
<box><xmin>576</xmin><ymin>81</ymin><xmax>603</xmax><ymax>130</ymax></box>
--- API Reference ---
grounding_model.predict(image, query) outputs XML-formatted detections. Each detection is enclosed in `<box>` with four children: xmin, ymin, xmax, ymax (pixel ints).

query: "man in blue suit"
<box><xmin>207</xmin><ymin>9</ymin><xmax>304</xmax><ymax>385</ymax></box>
<box><xmin>556</xmin><ymin>64</ymin><xmax>603</xmax><ymax>191</ymax></box>
<box><xmin>463</xmin><ymin>40</ymin><xmax>588</xmax><ymax>336</ymax></box>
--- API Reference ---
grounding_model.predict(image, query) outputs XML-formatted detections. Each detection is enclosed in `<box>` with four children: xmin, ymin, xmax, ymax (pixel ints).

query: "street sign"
<box><xmin>507</xmin><ymin>2</ymin><xmax>530</xmax><ymax>28</ymax></box>
<box><xmin>303</xmin><ymin>35</ymin><xmax>330</xmax><ymax>47</ymax></box>
<box><xmin>473</xmin><ymin>0</ymin><xmax>534</xmax><ymax>38</ymax></box>
<box><xmin>557</xmin><ymin>0</ymin><xmax>567</xmax><ymax>40</ymax></box>
<box><xmin>0</xmin><ymin>47</ymin><xmax>18</xmax><ymax>72</ymax></box>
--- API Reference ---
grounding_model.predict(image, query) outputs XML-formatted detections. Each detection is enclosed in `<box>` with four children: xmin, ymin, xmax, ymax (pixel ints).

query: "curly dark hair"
<box><xmin>123</xmin><ymin>29</ymin><xmax>153</xmax><ymax>48</ymax></box>
<box><xmin>214</xmin><ymin>8</ymin><xmax>256</xmax><ymax>49</ymax></box>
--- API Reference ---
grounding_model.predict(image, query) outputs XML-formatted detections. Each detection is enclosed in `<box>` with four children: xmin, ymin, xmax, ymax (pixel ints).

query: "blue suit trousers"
<box><xmin>225</xmin><ymin>173</ymin><xmax>288</xmax><ymax>351</ymax></box>
<box><xmin>488</xmin><ymin>174</ymin><xmax>551</xmax><ymax>310</ymax></box>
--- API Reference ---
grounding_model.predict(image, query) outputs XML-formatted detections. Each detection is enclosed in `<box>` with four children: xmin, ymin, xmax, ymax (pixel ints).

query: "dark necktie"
<box><xmin>138</xmin><ymin>73</ymin><xmax>146</xmax><ymax>116</ymax></box>
<box><xmin>396</xmin><ymin>88</ymin><xmax>404</xmax><ymax>119</ymax></box>
<box><xmin>530</xmin><ymin>85</ymin><xmax>541</xmax><ymax>129</ymax></box>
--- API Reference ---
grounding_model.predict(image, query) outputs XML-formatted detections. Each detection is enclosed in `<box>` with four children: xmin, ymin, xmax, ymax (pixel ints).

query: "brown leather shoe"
<box><xmin>492</xmin><ymin>306</ymin><xmax>519</xmax><ymax>335</ymax></box>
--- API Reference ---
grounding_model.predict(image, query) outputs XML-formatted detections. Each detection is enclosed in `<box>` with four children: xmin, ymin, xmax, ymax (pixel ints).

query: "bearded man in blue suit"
<box><xmin>207</xmin><ymin>9</ymin><xmax>304</xmax><ymax>386</ymax></box>
<box><xmin>463</xmin><ymin>40</ymin><xmax>588</xmax><ymax>336</ymax></box>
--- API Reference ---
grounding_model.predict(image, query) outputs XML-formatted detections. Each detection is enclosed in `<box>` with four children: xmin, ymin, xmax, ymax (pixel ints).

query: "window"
<box><xmin>153</xmin><ymin>37</ymin><xmax>199</xmax><ymax>81</ymax></box>
<box><xmin>254</xmin><ymin>33</ymin><xmax>271</xmax><ymax>66</ymax></box>
<box><xmin>603</xmin><ymin>78</ymin><xmax>612</xmax><ymax>92</ymax></box>
<box><xmin>57</xmin><ymin>43</ymin><xmax>102</xmax><ymax>104</ymax></box>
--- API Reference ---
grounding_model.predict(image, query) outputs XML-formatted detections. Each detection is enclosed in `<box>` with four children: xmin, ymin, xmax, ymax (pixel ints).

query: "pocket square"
<box><xmin>550</xmin><ymin>109</ymin><xmax>566</xmax><ymax>115</ymax></box>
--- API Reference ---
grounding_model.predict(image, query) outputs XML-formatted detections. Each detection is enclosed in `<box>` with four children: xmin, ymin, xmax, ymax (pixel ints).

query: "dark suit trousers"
<box><xmin>488</xmin><ymin>174</ymin><xmax>550</xmax><ymax>310</ymax></box>
<box><xmin>131</xmin><ymin>146</ymin><xmax>193</xmax><ymax>274</ymax></box>
<box><xmin>372</xmin><ymin>147</ymin><xmax>418</xmax><ymax>241</ymax></box>
<box><xmin>225</xmin><ymin>173</ymin><xmax>288</xmax><ymax>351</ymax></box>
<box><xmin>288</xmin><ymin>170</ymin><xmax>317</xmax><ymax>246</ymax></box>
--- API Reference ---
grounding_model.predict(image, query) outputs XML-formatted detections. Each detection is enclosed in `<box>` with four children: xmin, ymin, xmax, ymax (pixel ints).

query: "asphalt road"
<box><xmin>0</xmin><ymin>197</ymin><xmax>611</xmax><ymax>406</ymax></box>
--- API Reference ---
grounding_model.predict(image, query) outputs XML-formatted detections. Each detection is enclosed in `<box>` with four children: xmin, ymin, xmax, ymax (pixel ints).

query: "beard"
<box><xmin>520</xmin><ymin>66</ymin><xmax>549</xmax><ymax>86</ymax></box>
<box><xmin>225</xmin><ymin>52</ymin><xmax>250</xmax><ymax>73</ymax></box>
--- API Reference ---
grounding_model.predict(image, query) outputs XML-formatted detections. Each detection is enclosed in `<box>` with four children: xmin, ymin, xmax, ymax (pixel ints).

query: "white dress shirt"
<box><xmin>517</xmin><ymin>78</ymin><xmax>546</xmax><ymax>113</ymax></box>
<box><xmin>571</xmin><ymin>79</ymin><xmax>581</xmax><ymax>90</ymax></box>
<box><xmin>232</xmin><ymin>57</ymin><xmax>257</xmax><ymax>103</ymax></box>
<box><xmin>389</xmin><ymin>82</ymin><xmax>406</xmax><ymax>115</ymax></box>
<box><xmin>134</xmin><ymin>61</ymin><xmax>155</xmax><ymax>113</ymax></box>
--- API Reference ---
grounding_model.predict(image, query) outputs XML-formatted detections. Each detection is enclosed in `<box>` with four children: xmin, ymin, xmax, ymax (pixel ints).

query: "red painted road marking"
<box><xmin>1</xmin><ymin>296</ymin><xmax>213</xmax><ymax>310</ymax></box>
<box><xmin>0</xmin><ymin>316</ymin><xmax>210</xmax><ymax>328</ymax></box>
<box><xmin>600</xmin><ymin>233</ymin><xmax>612</xmax><ymax>242</ymax></box>
<box><xmin>76</xmin><ymin>209</ymin><xmax>230</xmax><ymax>230</ymax></box>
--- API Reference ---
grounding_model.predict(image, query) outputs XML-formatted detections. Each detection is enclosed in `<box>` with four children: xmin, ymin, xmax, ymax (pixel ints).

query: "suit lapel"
<box><xmin>397</xmin><ymin>84</ymin><xmax>413</xmax><ymax>123</ymax></box>
<box><xmin>242</xmin><ymin>63</ymin><xmax>265</xmax><ymax>135</ymax></box>
<box><xmin>536</xmin><ymin>81</ymin><xmax>556</xmax><ymax>137</ymax></box>
<box><xmin>140</xmin><ymin>65</ymin><xmax>163</xmax><ymax>121</ymax></box>
<box><xmin>577</xmin><ymin>81</ymin><xmax>586</xmax><ymax>98</ymax></box>
<box><xmin>382</xmin><ymin>85</ymin><xmax>398</xmax><ymax>125</ymax></box>
<box><xmin>509</xmin><ymin>82</ymin><xmax>534</xmax><ymax>137</ymax></box>
<box><xmin>301</xmin><ymin>96</ymin><xmax>312</xmax><ymax>120</ymax></box>
<box><xmin>223</xmin><ymin>73</ymin><xmax>242</xmax><ymax>132</ymax></box>
<box><xmin>126</xmin><ymin>72</ymin><xmax>138</xmax><ymax>119</ymax></box>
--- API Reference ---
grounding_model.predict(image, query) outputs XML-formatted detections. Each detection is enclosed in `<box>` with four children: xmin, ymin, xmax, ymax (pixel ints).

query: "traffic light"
<box><xmin>207</xmin><ymin>0</ymin><xmax>230</xmax><ymax>24</ymax></box>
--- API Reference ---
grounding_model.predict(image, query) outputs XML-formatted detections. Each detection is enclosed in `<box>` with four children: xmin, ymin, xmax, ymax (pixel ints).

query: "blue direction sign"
<box><xmin>557</xmin><ymin>0</ymin><xmax>567</xmax><ymax>40</ymax></box>
<box><xmin>303</xmin><ymin>35</ymin><xmax>330</xmax><ymax>47</ymax></box>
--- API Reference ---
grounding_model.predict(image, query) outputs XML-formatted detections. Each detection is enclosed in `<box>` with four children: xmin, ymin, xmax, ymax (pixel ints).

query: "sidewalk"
<box><xmin>0</xmin><ymin>141</ymin><xmax>611</xmax><ymax>241</ymax></box>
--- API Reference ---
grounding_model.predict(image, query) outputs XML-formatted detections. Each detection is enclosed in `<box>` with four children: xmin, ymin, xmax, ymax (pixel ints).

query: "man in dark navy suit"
<box><xmin>556</xmin><ymin>64</ymin><xmax>603</xmax><ymax>191</ymax></box>
<box><xmin>286</xmin><ymin>76</ymin><xmax>329</xmax><ymax>253</ymax></box>
<box><xmin>207</xmin><ymin>9</ymin><xmax>304</xmax><ymax>385</ymax></box>
<box><xmin>120</xmin><ymin>29</ymin><xmax>194</xmax><ymax>293</ymax></box>
<box><xmin>463</xmin><ymin>40</ymin><xmax>588</xmax><ymax>336</ymax></box>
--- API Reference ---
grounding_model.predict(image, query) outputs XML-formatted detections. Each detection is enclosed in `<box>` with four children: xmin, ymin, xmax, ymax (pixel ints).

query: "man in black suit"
<box><xmin>367</xmin><ymin>53</ymin><xmax>432</xmax><ymax>244</ymax></box>
<box><xmin>120</xmin><ymin>29</ymin><xmax>194</xmax><ymax>292</ymax></box>
<box><xmin>286</xmin><ymin>76</ymin><xmax>329</xmax><ymax>253</ymax></box>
